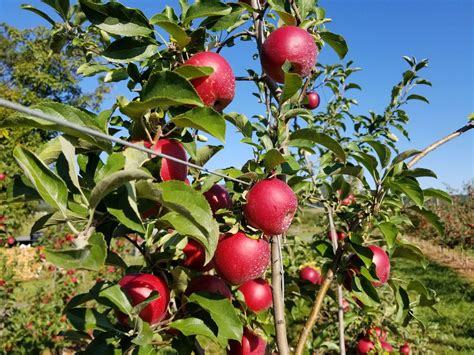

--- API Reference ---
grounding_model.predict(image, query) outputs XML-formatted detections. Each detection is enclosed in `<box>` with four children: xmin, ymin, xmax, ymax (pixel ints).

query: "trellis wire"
<box><xmin>0</xmin><ymin>98</ymin><xmax>250</xmax><ymax>186</ymax></box>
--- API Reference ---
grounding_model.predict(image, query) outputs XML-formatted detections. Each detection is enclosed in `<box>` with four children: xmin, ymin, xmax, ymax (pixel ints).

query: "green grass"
<box><xmin>393</xmin><ymin>259</ymin><xmax>474</xmax><ymax>354</ymax></box>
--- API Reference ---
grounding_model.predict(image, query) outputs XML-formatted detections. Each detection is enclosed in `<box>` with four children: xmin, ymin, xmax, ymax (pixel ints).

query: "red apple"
<box><xmin>342</xmin><ymin>298</ymin><xmax>350</xmax><ymax>312</ymax></box>
<box><xmin>0</xmin><ymin>279</ymin><xmax>5</xmax><ymax>287</ymax></box>
<box><xmin>7</xmin><ymin>236</ymin><xmax>15</xmax><ymax>246</ymax></box>
<box><xmin>214</xmin><ymin>232</ymin><xmax>270</xmax><ymax>285</ymax></box>
<box><xmin>368</xmin><ymin>326</ymin><xmax>388</xmax><ymax>342</ymax></box>
<box><xmin>381</xmin><ymin>341</ymin><xmax>393</xmax><ymax>352</ymax></box>
<box><xmin>182</xmin><ymin>239</ymin><xmax>213</xmax><ymax>271</ymax></box>
<box><xmin>368</xmin><ymin>245</ymin><xmax>391</xmax><ymax>286</ymax></box>
<box><xmin>147</xmin><ymin>139</ymin><xmax>188</xmax><ymax>182</ymax></box>
<box><xmin>399</xmin><ymin>342</ymin><xmax>410</xmax><ymax>354</ymax></box>
<box><xmin>299</xmin><ymin>266</ymin><xmax>322</xmax><ymax>285</ymax></box>
<box><xmin>261</xmin><ymin>26</ymin><xmax>317</xmax><ymax>83</ymax></box>
<box><xmin>243</xmin><ymin>178</ymin><xmax>298</xmax><ymax>236</ymax></box>
<box><xmin>341</xmin><ymin>193</ymin><xmax>356</xmax><ymax>205</ymax></box>
<box><xmin>0</xmin><ymin>173</ymin><xmax>5</xmax><ymax>181</ymax></box>
<box><xmin>238</xmin><ymin>278</ymin><xmax>272</xmax><ymax>312</ymax></box>
<box><xmin>203</xmin><ymin>184</ymin><xmax>233</xmax><ymax>214</ymax></box>
<box><xmin>185</xmin><ymin>275</ymin><xmax>232</xmax><ymax>300</ymax></box>
<box><xmin>305</xmin><ymin>91</ymin><xmax>320</xmax><ymax>109</ymax></box>
<box><xmin>184</xmin><ymin>52</ymin><xmax>235</xmax><ymax>111</ymax></box>
<box><xmin>118</xmin><ymin>273</ymin><xmax>170</xmax><ymax>325</ymax></box>
<box><xmin>328</xmin><ymin>230</ymin><xmax>347</xmax><ymax>241</ymax></box>
<box><xmin>357</xmin><ymin>337</ymin><xmax>375</xmax><ymax>354</ymax></box>
<box><xmin>228</xmin><ymin>328</ymin><xmax>267</xmax><ymax>355</ymax></box>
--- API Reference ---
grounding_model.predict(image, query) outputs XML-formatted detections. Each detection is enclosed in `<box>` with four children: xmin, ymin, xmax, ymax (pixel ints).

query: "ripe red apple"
<box><xmin>368</xmin><ymin>326</ymin><xmax>388</xmax><ymax>342</ymax></box>
<box><xmin>381</xmin><ymin>341</ymin><xmax>393</xmax><ymax>352</ymax></box>
<box><xmin>238</xmin><ymin>278</ymin><xmax>272</xmax><ymax>312</ymax></box>
<box><xmin>342</xmin><ymin>298</ymin><xmax>350</xmax><ymax>312</ymax></box>
<box><xmin>185</xmin><ymin>275</ymin><xmax>232</xmax><ymax>300</ymax></box>
<box><xmin>299</xmin><ymin>266</ymin><xmax>322</xmax><ymax>285</ymax></box>
<box><xmin>184</xmin><ymin>52</ymin><xmax>235</xmax><ymax>111</ymax></box>
<box><xmin>400</xmin><ymin>342</ymin><xmax>411</xmax><ymax>354</ymax></box>
<box><xmin>368</xmin><ymin>245</ymin><xmax>391</xmax><ymax>286</ymax></box>
<box><xmin>261</xmin><ymin>26</ymin><xmax>317</xmax><ymax>83</ymax></box>
<box><xmin>182</xmin><ymin>239</ymin><xmax>213</xmax><ymax>271</ymax></box>
<box><xmin>213</xmin><ymin>232</ymin><xmax>270</xmax><ymax>285</ymax></box>
<box><xmin>305</xmin><ymin>91</ymin><xmax>320</xmax><ymax>109</ymax></box>
<box><xmin>0</xmin><ymin>173</ymin><xmax>5</xmax><ymax>181</ymax></box>
<box><xmin>357</xmin><ymin>337</ymin><xmax>374</xmax><ymax>354</ymax></box>
<box><xmin>228</xmin><ymin>328</ymin><xmax>267</xmax><ymax>355</ymax></box>
<box><xmin>203</xmin><ymin>184</ymin><xmax>233</xmax><ymax>214</ymax></box>
<box><xmin>328</xmin><ymin>230</ymin><xmax>347</xmax><ymax>241</ymax></box>
<box><xmin>147</xmin><ymin>139</ymin><xmax>188</xmax><ymax>181</ymax></box>
<box><xmin>7</xmin><ymin>236</ymin><xmax>15</xmax><ymax>246</ymax></box>
<box><xmin>118</xmin><ymin>273</ymin><xmax>170</xmax><ymax>325</ymax></box>
<box><xmin>243</xmin><ymin>178</ymin><xmax>297</xmax><ymax>236</ymax></box>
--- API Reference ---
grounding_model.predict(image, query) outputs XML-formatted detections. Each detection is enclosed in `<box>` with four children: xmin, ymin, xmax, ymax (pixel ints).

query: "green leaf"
<box><xmin>351</xmin><ymin>151</ymin><xmax>379</xmax><ymax>180</ymax></box>
<box><xmin>392</xmin><ymin>242</ymin><xmax>427</xmax><ymax>268</ymax></box>
<box><xmin>289</xmin><ymin>128</ymin><xmax>346</xmax><ymax>162</ymax></box>
<box><xmin>21</xmin><ymin>4</ymin><xmax>56</xmax><ymax>25</ymax></box>
<box><xmin>377</xmin><ymin>222</ymin><xmax>398</xmax><ymax>248</ymax></box>
<box><xmin>406</xmin><ymin>94</ymin><xmax>429</xmax><ymax>104</ymax></box>
<box><xmin>189</xmin><ymin>293</ymin><xmax>242</xmax><ymax>347</ymax></box>
<box><xmin>401</xmin><ymin>168</ymin><xmax>437</xmax><ymax>179</ymax></box>
<box><xmin>98</xmin><ymin>284</ymin><xmax>133</xmax><ymax>314</ymax></box>
<box><xmin>184</xmin><ymin>0</ymin><xmax>232</xmax><ymax>24</ymax></box>
<box><xmin>267</xmin><ymin>0</ymin><xmax>296</xmax><ymax>25</ymax></box>
<box><xmin>394</xmin><ymin>285</ymin><xmax>410</xmax><ymax>323</ymax></box>
<box><xmin>13</xmin><ymin>146</ymin><xmax>69</xmax><ymax>215</ymax></box>
<box><xmin>79</xmin><ymin>0</ymin><xmax>153</xmax><ymax>37</ymax></box>
<box><xmin>350</xmin><ymin>242</ymin><xmax>373</xmax><ymax>268</ymax></box>
<box><xmin>389</xmin><ymin>177</ymin><xmax>424</xmax><ymax>207</ymax></box>
<box><xmin>169</xmin><ymin>318</ymin><xmax>219</xmax><ymax>342</ymax></box>
<box><xmin>352</xmin><ymin>276</ymin><xmax>380</xmax><ymax>307</ymax></box>
<box><xmin>364</xmin><ymin>140</ymin><xmax>391</xmax><ymax>168</ymax></box>
<box><xmin>392</xmin><ymin>149</ymin><xmax>420</xmax><ymax>165</ymax></box>
<box><xmin>77</xmin><ymin>63</ymin><xmax>110</xmax><ymax>77</ymax></box>
<box><xmin>409</xmin><ymin>206</ymin><xmax>445</xmax><ymax>235</ymax></box>
<box><xmin>58</xmin><ymin>137</ymin><xmax>87</xmax><ymax>203</ymax></box>
<box><xmin>225</xmin><ymin>112</ymin><xmax>253</xmax><ymax>138</ymax></box>
<box><xmin>104</xmin><ymin>68</ymin><xmax>129</xmax><ymax>83</ymax></box>
<box><xmin>41</xmin><ymin>0</ymin><xmax>70</xmax><ymax>20</ymax></box>
<box><xmin>66</xmin><ymin>308</ymin><xmax>115</xmax><ymax>332</ymax></box>
<box><xmin>102</xmin><ymin>37</ymin><xmax>159</xmax><ymax>63</ymax></box>
<box><xmin>136</xmin><ymin>180</ymin><xmax>219</xmax><ymax>263</ymax></box>
<box><xmin>319</xmin><ymin>31</ymin><xmax>348</xmax><ymax>59</ymax></box>
<box><xmin>170</xmin><ymin>107</ymin><xmax>226</xmax><ymax>143</ymax></box>
<box><xmin>280</xmin><ymin>66</ymin><xmax>303</xmax><ymax>103</ymax></box>
<box><xmin>46</xmin><ymin>233</ymin><xmax>107</xmax><ymax>271</ymax></box>
<box><xmin>105</xmin><ymin>185</ymin><xmax>145</xmax><ymax>233</ymax></box>
<box><xmin>0</xmin><ymin>102</ymin><xmax>112</xmax><ymax>152</ymax></box>
<box><xmin>174</xmin><ymin>65</ymin><xmax>214</xmax><ymax>80</ymax></box>
<box><xmin>89</xmin><ymin>169</ymin><xmax>152</xmax><ymax>210</ymax></box>
<box><xmin>423</xmin><ymin>188</ymin><xmax>452</xmax><ymax>203</ymax></box>
<box><xmin>150</xmin><ymin>15</ymin><xmax>191</xmax><ymax>47</ymax></box>
<box><xmin>190</xmin><ymin>145</ymin><xmax>224</xmax><ymax>167</ymax></box>
<box><xmin>262</xmin><ymin>149</ymin><xmax>286</xmax><ymax>171</ymax></box>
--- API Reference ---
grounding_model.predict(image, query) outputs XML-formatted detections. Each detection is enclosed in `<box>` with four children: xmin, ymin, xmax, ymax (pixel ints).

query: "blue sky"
<box><xmin>1</xmin><ymin>0</ymin><xmax>473</xmax><ymax>190</ymax></box>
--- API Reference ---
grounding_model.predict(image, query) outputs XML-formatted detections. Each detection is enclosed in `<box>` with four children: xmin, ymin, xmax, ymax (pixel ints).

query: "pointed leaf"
<box><xmin>377</xmin><ymin>222</ymin><xmax>398</xmax><ymax>248</ymax></box>
<box><xmin>102</xmin><ymin>37</ymin><xmax>159</xmax><ymax>63</ymax></box>
<box><xmin>170</xmin><ymin>107</ymin><xmax>226</xmax><ymax>142</ymax></box>
<box><xmin>169</xmin><ymin>318</ymin><xmax>219</xmax><ymax>342</ymax></box>
<box><xmin>319</xmin><ymin>31</ymin><xmax>348</xmax><ymax>59</ymax></box>
<box><xmin>289</xmin><ymin>128</ymin><xmax>346</xmax><ymax>162</ymax></box>
<box><xmin>389</xmin><ymin>177</ymin><xmax>424</xmax><ymax>207</ymax></box>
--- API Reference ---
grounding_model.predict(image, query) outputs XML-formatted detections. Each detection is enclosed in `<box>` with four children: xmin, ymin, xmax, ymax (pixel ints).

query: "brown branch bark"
<box><xmin>407</xmin><ymin>121</ymin><xmax>474</xmax><ymax>168</ymax></box>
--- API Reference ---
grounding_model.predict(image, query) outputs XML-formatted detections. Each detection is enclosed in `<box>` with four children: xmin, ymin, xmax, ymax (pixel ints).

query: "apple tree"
<box><xmin>2</xmin><ymin>0</ymin><xmax>471</xmax><ymax>354</ymax></box>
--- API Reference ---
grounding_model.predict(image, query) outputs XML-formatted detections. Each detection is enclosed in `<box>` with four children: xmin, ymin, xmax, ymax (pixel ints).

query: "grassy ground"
<box><xmin>393</xmin><ymin>259</ymin><xmax>474</xmax><ymax>354</ymax></box>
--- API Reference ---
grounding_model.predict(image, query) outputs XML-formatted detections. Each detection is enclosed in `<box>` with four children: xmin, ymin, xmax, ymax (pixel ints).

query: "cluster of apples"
<box><xmin>357</xmin><ymin>326</ymin><xmax>411</xmax><ymax>354</ymax></box>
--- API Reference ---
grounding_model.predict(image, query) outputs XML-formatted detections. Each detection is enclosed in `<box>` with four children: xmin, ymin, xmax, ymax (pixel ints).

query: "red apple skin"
<box><xmin>243</xmin><ymin>178</ymin><xmax>298</xmax><ymax>236</ymax></box>
<box><xmin>148</xmin><ymin>139</ymin><xmax>188</xmax><ymax>182</ymax></box>
<box><xmin>342</xmin><ymin>298</ymin><xmax>350</xmax><ymax>312</ymax></box>
<box><xmin>214</xmin><ymin>232</ymin><xmax>270</xmax><ymax>285</ymax></box>
<box><xmin>400</xmin><ymin>343</ymin><xmax>411</xmax><ymax>354</ymax></box>
<box><xmin>238</xmin><ymin>278</ymin><xmax>272</xmax><ymax>312</ymax></box>
<box><xmin>184</xmin><ymin>52</ymin><xmax>235</xmax><ymax>111</ymax></box>
<box><xmin>328</xmin><ymin>230</ymin><xmax>347</xmax><ymax>241</ymax></box>
<box><xmin>182</xmin><ymin>239</ymin><xmax>213</xmax><ymax>271</ymax></box>
<box><xmin>357</xmin><ymin>337</ymin><xmax>375</xmax><ymax>354</ymax></box>
<box><xmin>203</xmin><ymin>184</ymin><xmax>233</xmax><ymax>214</ymax></box>
<box><xmin>7</xmin><ymin>237</ymin><xmax>15</xmax><ymax>246</ymax></box>
<box><xmin>368</xmin><ymin>326</ymin><xmax>387</xmax><ymax>342</ymax></box>
<box><xmin>118</xmin><ymin>273</ymin><xmax>170</xmax><ymax>325</ymax></box>
<box><xmin>261</xmin><ymin>26</ymin><xmax>317</xmax><ymax>83</ymax></box>
<box><xmin>305</xmin><ymin>91</ymin><xmax>320</xmax><ymax>109</ymax></box>
<box><xmin>341</xmin><ymin>194</ymin><xmax>356</xmax><ymax>205</ymax></box>
<box><xmin>228</xmin><ymin>328</ymin><xmax>267</xmax><ymax>355</ymax></box>
<box><xmin>299</xmin><ymin>266</ymin><xmax>322</xmax><ymax>285</ymax></box>
<box><xmin>185</xmin><ymin>275</ymin><xmax>232</xmax><ymax>299</ymax></box>
<box><xmin>0</xmin><ymin>173</ymin><xmax>5</xmax><ymax>181</ymax></box>
<box><xmin>368</xmin><ymin>245</ymin><xmax>391</xmax><ymax>286</ymax></box>
<box><xmin>381</xmin><ymin>341</ymin><xmax>394</xmax><ymax>352</ymax></box>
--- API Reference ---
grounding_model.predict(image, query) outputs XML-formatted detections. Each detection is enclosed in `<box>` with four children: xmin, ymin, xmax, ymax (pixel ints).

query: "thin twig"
<box><xmin>407</xmin><ymin>121</ymin><xmax>474</xmax><ymax>168</ymax></box>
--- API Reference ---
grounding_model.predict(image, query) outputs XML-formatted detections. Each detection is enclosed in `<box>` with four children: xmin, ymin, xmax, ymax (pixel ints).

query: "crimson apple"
<box><xmin>357</xmin><ymin>337</ymin><xmax>374</xmax><ymax>354</ymax></box>
<box><xmin>185</xmin><ymin>275</ymin><xmax>232</xmax><ymax>300</ymax></box>
<box><xmin>400</xmin><ymin>342</ymin><xmax>411</xmax><ymax>354</ymax></box>
<box><xmin>213</xmin><ymin>232</ymin><xmax>270</xmax><ymax>285</ymax></box>
<box><xmin>305</xmin><ymin>91</ymin><xmax>320</xmax><ymax>109</ymax></box>
<box><xmin>368</xmin><ymin>326</ymin><xmax>387</xmax><ymax>342</ymax></box>
<box><xmin>228</xmin><ymin>328</ymin><xmax>267</xmax><ymax>355</ymax></box>
<box><xmin>381</xmin><ymin>341</ymin><xmax>394</xmax><ymax>352</ymax></box>
<box><xmin>368</xmin><ymin>245</ymin><xmax>391</xmax><ymax>286</ymax></box>
<box><xmin>203</xmin><ymin>184</ymin><xmax>233</xmax><ymax>214</ymax></box>
<box><xmin>182</xmin><ymin>239</ymin><xmax>213</xmax><ymax>271</ymax></box>
<box><xmin>342</xmin><ymin>298</ymin><xmax>350</xmax><ymax>312</ymax></box>
<box><xmin>328</xmin><ymin>230</ymin><xmax>347</xmax><ymax>241</ymax></box>
<box><xmin>184</xmin><ymin>52</ymin><xmax>235</xmax><ymax>111</ymax></box>
<box><xmin>7</xmin><ymin>236</ymin><xmax>15</xmax><ymax>246</ymax></box>
<box><xmin>261</xmin><ymin>26</ymin><xmax>317</xmax><ymax>83</ymax></box>
<box><xmin>0</xmin><ymin>173</ymin><xmax>5</xmax><ymax>181</ymax></box>
<box><xmin>243</xmin><ymin>178</ymin><xmax>297</xmax><ymax>236</ymax></box>
<box><xmin>147</xmin><ymin>139</ymin><xmax>188</xmax><ymax>182</ymax></box>
<box><xmin>238</xmin><ymin>278</ymin><xmax>272</xmax><ymax>312</ymax></box>
<box><xmin>299</xmin><ymin>266</ymin><xmax>322</xmax><ymax>285</ymax></box>
<box><xmin>118</xmin><ymin>273</ymin><xmax>170</xmax><ymax>325</ymax></box>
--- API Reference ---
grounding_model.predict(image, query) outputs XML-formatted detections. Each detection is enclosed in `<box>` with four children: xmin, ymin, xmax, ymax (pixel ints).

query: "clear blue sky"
<box><xmin>1</xmin><ymin>0</ymin><xmax>473</xmax><ymax>190</ymax></box>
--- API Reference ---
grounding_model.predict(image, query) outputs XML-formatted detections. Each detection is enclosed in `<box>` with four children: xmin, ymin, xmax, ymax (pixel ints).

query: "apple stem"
<box><xmin>407</xmin><ymin>121</ymin><xmax>474</xmax><ymax>168</ymax></box>
<box><xmin>271</xmin><ymin>234</ymin><xmax>290</xmax><ymax>355</ymax></box>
